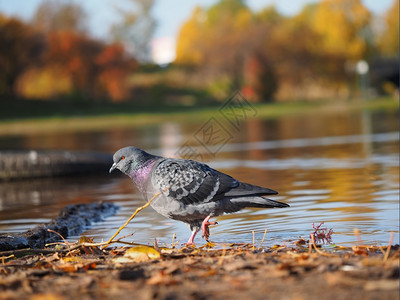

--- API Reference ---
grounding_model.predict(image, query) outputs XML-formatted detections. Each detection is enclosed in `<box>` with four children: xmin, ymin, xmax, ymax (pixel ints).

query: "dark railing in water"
<box><xmin>0</xmin><ymin>150</ymin><xmax>113</xmax><ymax>180</ymax></box>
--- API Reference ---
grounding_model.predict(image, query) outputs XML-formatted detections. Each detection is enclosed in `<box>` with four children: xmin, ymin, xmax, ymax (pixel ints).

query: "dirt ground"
<box><xmin>0</xmin><ymin>241</ymin><xmax>398</xmax><ymax>300</ymax></box>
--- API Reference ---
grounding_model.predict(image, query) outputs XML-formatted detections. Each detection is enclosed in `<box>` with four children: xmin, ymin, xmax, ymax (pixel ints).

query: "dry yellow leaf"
<box><xmin>121</xmin><ymin>246</ymin><xmax>161</xmax><ymax>262</ymax></box>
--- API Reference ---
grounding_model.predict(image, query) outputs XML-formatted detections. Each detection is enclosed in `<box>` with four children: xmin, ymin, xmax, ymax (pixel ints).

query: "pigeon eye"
<box><xmin>121</xmin><ymin>156</ymin><xmax>125</xmax><ymax>160</ymax></box>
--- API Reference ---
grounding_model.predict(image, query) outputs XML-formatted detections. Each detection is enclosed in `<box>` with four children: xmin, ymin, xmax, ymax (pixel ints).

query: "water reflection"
<box><xmin>0</xmin><ymin>108</ymin><xmax>398</xmax><ymax>246</ymax></box>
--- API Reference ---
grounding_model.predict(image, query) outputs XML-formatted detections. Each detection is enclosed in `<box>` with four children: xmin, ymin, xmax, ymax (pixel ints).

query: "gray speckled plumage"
<box><xmin>109</xmin><ymin>146</ymin><xmax>289</xmax><ymax>244</ymax></box>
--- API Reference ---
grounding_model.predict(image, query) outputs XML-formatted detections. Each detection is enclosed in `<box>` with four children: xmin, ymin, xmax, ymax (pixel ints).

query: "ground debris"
<box><xmin>0</xmin><ymin>242</ymin><xmax>398</xmax><ymax>300</ymax></box>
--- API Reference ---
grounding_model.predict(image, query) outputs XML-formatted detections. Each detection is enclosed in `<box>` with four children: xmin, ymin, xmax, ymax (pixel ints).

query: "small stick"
<box><xmin>1</xmin><ymin>254</ymin><xmax>15</xmax><ymax>264</ymax></box>
<box><xmin>217</xmin><ymin>246</ymin><xmax>227</xmax><ymax>266</ymax></box>
<box><xmin>354</xmin><ymin>228</ymin><xmax>363</xmax><ymax>245</ymax></box>
<box><xmin>47</xmin><ymin>232</ymin><xmax>138</xmax><ymax>252</ymax></box>
<box><xmin>171</xmin><ymin>233</ymin><xmax>176</xmax><ymax>248</ymax></box>
<box><xmin>0</xmin><ymin>248</ymin><xmax>65</xmax><ymax>257</ymax></box>
<box><xmin>258</xmin><ymin>228</ymin><xmax>268</xmax><ymax>249</ymax></box>
<box><xmin>111</xmin><ymin>240</ymin><xmax>142</xmax><ymax>246</ymax></box>
<box><xmin>45</xmin><ymin>242</ymin><xmax>69</xmax><ymax>247</ymax></box>
<box><xmin>70</xmin><ymin>233</ymin><xmax>137</xmax><ymax>250</ymax></box>
<box><xmin>383</xmin><ymin>232</ymin><xmax>394</xmax><ymax>262</ymax></box>
<box><xmin>310</xmin><ymin>234</ymin><xmax>334</xmax><ymax>257</ymax></box>
<box><xmin>102</xmin><ymin>191</ymin><xmax>162</xmax><ymax>248</ymax></box>
<box><xmin>47</xmin><ymin>229</ymin><xmax>72</xmax><ymax>255</ymax></box>
<box><xmin>252</xmin><ymin>230</ymin><xmax>255</xmax><ymax>251</ymax></box>
<box><xmin>153</xmin><ymin>238</ymin><xmax>160</xmax><ymax>252</ymax></box>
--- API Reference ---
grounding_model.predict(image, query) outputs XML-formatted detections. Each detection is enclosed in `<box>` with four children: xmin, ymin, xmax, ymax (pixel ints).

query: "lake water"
<box><xmin>0</xmin><ymin>106</ymin><xmax>398</xmax><ymax>247</ymax></box>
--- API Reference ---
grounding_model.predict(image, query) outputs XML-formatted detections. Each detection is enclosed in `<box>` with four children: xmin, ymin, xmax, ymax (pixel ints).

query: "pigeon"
<box><xmin>109</xmin><ymin>146</ymin><xmax>289</xmax><ymax>244</ymax></box>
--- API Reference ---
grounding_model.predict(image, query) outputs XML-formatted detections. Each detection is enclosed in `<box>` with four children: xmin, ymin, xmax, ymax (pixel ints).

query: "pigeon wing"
<box><xmin>152</xmin><ymin>159</ymin><xmax>238</xmax><ymax>205</ymax></box>
<box><xmin>224</xmin><ymin>181</ymin><xmax>278</xmax><ymax>196</ymax></box>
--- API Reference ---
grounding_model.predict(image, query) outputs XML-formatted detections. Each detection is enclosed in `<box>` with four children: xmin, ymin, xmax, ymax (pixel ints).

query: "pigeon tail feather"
<box><xmin>224</xmin><ymin>181</ymin><xmax>278</xmax><ymax>197</ymax></box>
<box><xmin>230</xmin><ymin>196</ymin><xmax>289</xmax><ymax>208</ymax></box>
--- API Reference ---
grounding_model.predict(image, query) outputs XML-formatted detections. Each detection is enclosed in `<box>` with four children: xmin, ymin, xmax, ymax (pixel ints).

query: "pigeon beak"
<box><xmin>109</xmin><ymin>163</ymin><xmax>117</xmax><ymax>173</ymax></box>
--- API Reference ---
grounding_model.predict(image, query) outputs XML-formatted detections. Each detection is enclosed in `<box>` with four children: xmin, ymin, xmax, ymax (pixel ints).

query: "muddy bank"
<box><xmin>0</xmin><ymin>150</ymin><xmax>112</xmax><ymax>180</ymax></box>
<box><xmin>0</xmin><ymin>202</ymin><xmax>118</xmax><ymax>251</ymax></box>
<box><xmin>0</xmin><ymin>242</ymin><xmax>398</xmax><ymax>300</ymax></box>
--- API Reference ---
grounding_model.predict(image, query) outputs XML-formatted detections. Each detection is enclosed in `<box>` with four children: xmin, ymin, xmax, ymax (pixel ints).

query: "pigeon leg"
<box><xmin>186</xmin><ymin>229</ymin><xmax>199</xmax><ymax>245</ymax></box>
<box><xmin>201</xmin><ymin>215</ymin><xmax>218</xmax><ymax>241</ymax></box>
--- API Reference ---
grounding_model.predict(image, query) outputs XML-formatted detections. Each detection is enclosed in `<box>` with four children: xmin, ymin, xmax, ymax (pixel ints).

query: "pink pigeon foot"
<box><xmin>201</xmin><ymin>215</ymin><xmax>218</xmax><ymax>241</ymax></box>
<box><xmin>186</xmin><ymin>229</ymin><xmax>198</xmax><ymax>245</ymax></box>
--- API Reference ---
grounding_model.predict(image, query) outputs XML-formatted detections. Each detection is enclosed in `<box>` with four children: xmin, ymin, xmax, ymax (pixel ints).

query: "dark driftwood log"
<box><xmin>0</xmin><ymin>202</ymin><xmax>118</xmax><ymax>251</ymax></box>
<box><xmin>0</xmin><ymin>150</ymin><xmax>113</xmax><ymax>180</ymax></box>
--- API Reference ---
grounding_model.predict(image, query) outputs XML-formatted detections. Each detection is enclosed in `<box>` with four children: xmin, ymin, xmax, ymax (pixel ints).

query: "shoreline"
<box><xmin>0</xmin><ymin>97</ymin><xmax>397</xmax><ymax>136</ymax></box>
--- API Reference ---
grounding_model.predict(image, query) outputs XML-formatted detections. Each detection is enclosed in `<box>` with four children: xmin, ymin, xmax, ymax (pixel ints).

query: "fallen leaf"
<box><xmin>43</xmin><ymin>252</ymin><xmax>60</xmax><ymax>263</ymax></box>
<box><xmin>159</xmin><ymin>247</ymin><xmax>177</xmax><ymax>254</ymax></box>
<box><xmin>55</xmin><ymin>263</ymin><xmax>82</xmax><ymax>272</ymax></box>
<box><xmin>295</xmin><ymin>238</ymin><xmax>307</xmax><ymax>246</ymax></box>
<box><xmin>200</xmin><ymin>269</ymin><xmax>217</xmax><ymax>277</ymax></box>
<box><xmin>352</xmin><ymin>246</ymin><xmax>369</xmax><ymax>256</ymax></box>
<box><xmin>146</xmin><ymin>271</ymin><xmax>178</xmax><ymax>285</ymax></box>
<box><xmin>364</xmin><ymin>280</ymin><xmax>399</xmax><ymax>291</ymax></box>
<box><xmin>62</xmin><ymin>257</ymin><xmax>84</xmax><ymax>263</ymax></box>
<box><xmin>30</xmin><ymin>293</ymin><xmax>66</xmax><ymax>300</ymax></box>
<box><xmin>199</xmin><ymin>242</ymin><xmax>216</xmax><ymax>249</ymax></box>
<box><xmin>120</xmin><ymin>246</ymin><xmax>161</xmax><ymax>262</ymax></box>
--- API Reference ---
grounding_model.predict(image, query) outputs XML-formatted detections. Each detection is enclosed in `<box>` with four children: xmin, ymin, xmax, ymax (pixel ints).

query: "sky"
<box><xmin>0</xmin><ymin>0</ymin><xmax>394</xmax><ymax>63</ymax></box>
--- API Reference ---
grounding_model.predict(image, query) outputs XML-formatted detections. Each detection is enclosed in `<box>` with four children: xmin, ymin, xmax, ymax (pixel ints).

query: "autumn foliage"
<box><xmin>0</xmin><ymin>11</ymin><xmax>138</xmax><ymax>102</ymax></box>
<box><xmin>176</xmin><ymin>0</ymin><xmax>398</xmax><ymax>101</ymax></box>
<box><xmin>0</xmin><ymin>0</ymin><xmax>398</xmax><ymax>104</ymax></box>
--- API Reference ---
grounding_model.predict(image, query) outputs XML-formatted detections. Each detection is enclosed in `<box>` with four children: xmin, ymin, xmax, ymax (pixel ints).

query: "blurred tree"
<box><xmin>311</xmin><ymin>0</ymin><xmax>371</xmax><ymax>61</ymax></box>
<box><xmin>378</xmin><ymin>0</ymin><xmax>399</xmax><ymax>57</ymax></box>
<box><xmin>96</xmin><ymin>43</ymin><xmax>139</xmax><ymax>101</ymax></box>
<box><xmin>32</xmin><ymin>0</ymin><xmax>87</xmax><ymax>33</ymax></box>
<box><xmin>176</xmin><ymin>0</ymin><xmax>253</xmax><ymax>96</ymax></box>
<box><xmin>16</xmin><ymin>66</ymin><xmax>72</xmax><ymax>99</ymax></box>
<box><xmin>175</xmin><ymin>0</ymin><xmax>380</xmax><ymax>100</ymax></box>
<box><xmin>0</xmin><ymin>14</ymin><xmax>45</xmax><ymax>96</ymax></box>
<box><xmin>1</xmin><ymin>5</ymin><xmax>139</xmax><ymax>102</ymax></box>
<box><xmin>175</xmin><ymin>6</ymin><xmax>206</xmax><ymax>65</ymax></box>
<box><xmin>45</xmin><ymin>31</ymin><xmax>103</xmax><ymax>97</ymax></box>
<box><xmin>255</xmin><ymin>5</ymin><xmax>284</xmax><ymax>24</ymax></box>
<box><xmin>261</xmin><ymin>10</ymin><xmax>335</xmax><ymax>100</ymax></box>
<box><xmin>43</xmin><ymin>31</ymin><xmax>138</xmax><ymax>101</ymax></box>
<box><xmin>206</xmin><ymin>0</ymin><xmax>249</xmax><ymax>23</ymax></box>
<box><xmin>111</xmin><ymin>0</ymin><xmax>156</xmax><ymax>62</ymax></box>
<box><xmin>242</xmin><ymin>52</ymin><xmax>277</xmax><ymax>102</ymax></box>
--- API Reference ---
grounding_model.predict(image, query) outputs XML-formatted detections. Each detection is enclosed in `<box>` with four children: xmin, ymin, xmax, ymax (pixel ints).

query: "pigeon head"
<box><xmin>109</xmin><ymin>146</ymin><xmax>155</xmax><ymax>176</ymax></box>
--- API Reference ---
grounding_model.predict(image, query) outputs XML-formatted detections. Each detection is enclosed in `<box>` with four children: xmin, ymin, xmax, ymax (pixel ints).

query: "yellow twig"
<box><xmin>258</xmin><ymin>228</ymin><xmax>268</xmax><ymax>249</ymax></box>
<box><xmin>377</xmin><ymin>244</ymin><xmax>386</xmax><ymax>256</ymax></box>
<box><xmin>171</xmin><ymin>233</ymin><xmax>177</xmax><ymax>248</ymax></box>
<box><xmin>102</xmin><ymin>191</ymin><xmax>162</xmax><ymax>249</ymax></box>
<box><xmin>45</xmin><ymin>232</ymin><xmax>137</xmax><ymax>253</ymax></box>
<box><xmin>217</xmin><ymin>246</ymin><xmax>227</xmax><ymax>266</ymax></box>
<box><xmin>1</xmin><ymin>254</ymin><xmax>15</xmax><ymax>264</ymax></box>
<box><xmin>354</xmin><ymin>228</ymin><xmax>363</xmax><ymax>245</ymax></box>
<box><xmin>383</xmin><ymin>232</ymin><xmax>394</xmax><ymax>262</ymax></box>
